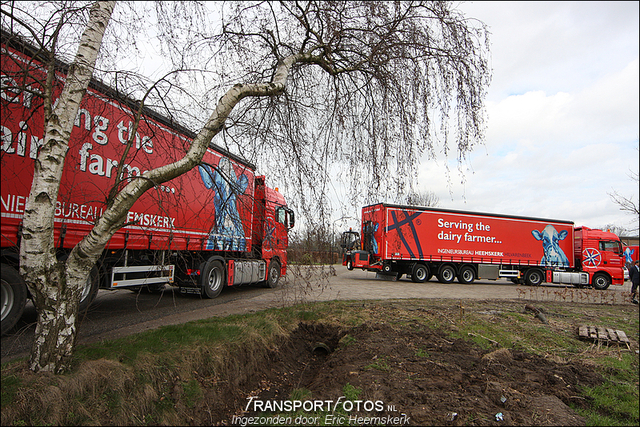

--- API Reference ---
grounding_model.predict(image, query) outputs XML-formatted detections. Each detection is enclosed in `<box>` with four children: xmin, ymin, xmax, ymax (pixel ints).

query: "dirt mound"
<box><xmin>196</xmin><ymin>321</ymin><xmax>603</xmax><ymax>426</ymax></box>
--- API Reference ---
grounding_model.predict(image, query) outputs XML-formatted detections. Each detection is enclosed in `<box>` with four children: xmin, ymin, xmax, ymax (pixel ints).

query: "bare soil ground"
<box><xmin>243</xmin><ymin>324</ymin><xmax>599</xmax><ymax>426</ymax></box>
<box><xmin>184</xmin><ymin>300</ymin><xmax>632</xmax><ymax>426</ymax></box>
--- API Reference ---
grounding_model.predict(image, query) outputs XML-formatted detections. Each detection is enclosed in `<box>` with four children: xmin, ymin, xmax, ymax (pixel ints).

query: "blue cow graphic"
<box><xmin>624</xmin><ymin>247</ymin><xmax>635</xmax><ymax>265</ymax></box>
<box><xmin>532</xmin><ymin>225</ymin><xmax>569</xmax><ymax>267</ymax></box>
<box><xmin>199</xmin><ymin>157</ymin><xmax>249</xmax><ymax>251</ymax></box>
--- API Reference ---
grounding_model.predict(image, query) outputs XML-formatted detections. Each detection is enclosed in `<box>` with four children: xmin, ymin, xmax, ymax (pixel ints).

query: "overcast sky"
<box><xmin>398</xmin><ymin>1</ymin><xmax>639</xmax><ymax>234</ymax></box>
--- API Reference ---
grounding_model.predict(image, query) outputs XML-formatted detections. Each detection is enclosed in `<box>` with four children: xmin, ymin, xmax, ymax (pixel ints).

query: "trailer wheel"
<box><xmin>458</xmin><ymin>265</ymin><xmax>475</xmax><ymax>284</ymax></box>
<box><xmin>78</xmin><ymin>265</ymin><xmax>100</xmax><ymax>313</ymax></box>
<box><xmin>1</xmin><ymin>264</ymin><xmax>27</xmax><ymax>336</ymax></box>
<box><xmin>437</xmin><ymin>265</ymin><xmax>456</xmax><ymax>284</ymax></box>
<box><xmin>201</xmin><ymin>259</ymin><xmax>225</xmax><ymax>298</ymax></box>
<box><xmin>411</xmin><ymin>263</ymin><xmax>430</xmax><ymax>283</ymax></box>
<box><xmin>592</xmin><ymin>273</ymin><xmax>610</xmax><ymax>290</ymax></box>
<box><xmin>264</xmin><ymin>260</ymin><xmax>281</xmax><ymax>288</ymax></box>
<box><xmin>524</xmin><ymin>268</ymin><xmax>544</xmax><ymax>286</ymax></box>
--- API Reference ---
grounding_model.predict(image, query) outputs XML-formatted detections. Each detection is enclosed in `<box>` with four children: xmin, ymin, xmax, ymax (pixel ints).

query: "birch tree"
<box><xmin>1</xmin><ymin>0</ymin><xmax>490</xmax><ymax>373</ymax></box>
<box><xmin>3</xmin><ymin>1</ymin><xmax>115</xmax><ymax>373</ymax></box>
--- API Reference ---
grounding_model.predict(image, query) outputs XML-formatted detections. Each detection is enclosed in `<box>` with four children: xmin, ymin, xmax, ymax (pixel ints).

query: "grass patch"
<box><xmin>364</xmin><ymin>356</ymin><xmax>390</xmax><ymax>372</ymax></box>
<box><xmin>577</xmin><ymin>380</ymin><xmax>639</xmax><ymax>425</ymax></box>
<box><xmin>415</xmin><ymin>348</ymin><xmax>430</xmax><ymax>358</ymax></box>
<box><xmin>338</xmin><ymin>334</ymin><xmax>356</xmax><ymax>347</ymax></box>
<box><xmin>0</xmin><ymin>375</ymin><xmax>20</xmax><ymax>407</ymax></box>
<box><xmin>342</xmin><ymin>383</ymin><xmax>361</xmax><ymax>401</ymax></box>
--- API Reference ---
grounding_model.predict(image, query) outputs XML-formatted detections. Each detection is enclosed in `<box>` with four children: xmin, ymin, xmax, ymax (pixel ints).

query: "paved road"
<box><xmin>2</xmin><ymin>264</ymin><xmax>635</xmax><ymax>363</ymax></box>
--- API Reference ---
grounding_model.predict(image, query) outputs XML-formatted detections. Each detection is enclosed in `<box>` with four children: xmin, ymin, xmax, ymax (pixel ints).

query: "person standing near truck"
<box><xmin>630</xmin><ymin>260</ymin><xmax>639</xmax><ymax>304</ymax></box>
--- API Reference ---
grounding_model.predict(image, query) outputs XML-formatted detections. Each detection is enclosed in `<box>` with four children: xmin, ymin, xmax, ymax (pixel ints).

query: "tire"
<box><xmin>458</xmin><ymin>265</ymin><xmax>475</xmax><ymax>284</ymax></box>
<box><xmin>382</xmin><ymin>263</ymin><xmax>392</xmax><ymax>273</ymax></box>
<box><xmin>346</xmin><ymin>258</ymin><xmax>354</xmax><ymax>271</ymax></box>
<box><xmin>201</xmin><ymin>259</ymin><xmax>225</xmax><ymax>298</ymax></box>
<box><xmin>129</xmin><ymin>284</ymin><xmax>165</xmax><ymax>294</ymax></box>
<box><xmin>524</xmin><ymin>268</ymin><xmax>544</xmax><ymax>286</ymax></box>
<box><xmin>145</xmin><ymin>284</ymin><xmax>166</xmax><ymax>293</ymax></box>
<box><xmin>1</xmin><ymin>264</ymin><xmax>27</xmax><ymax>336</ymax></box>
<box><xmin>437</xmin><ymin>265</ymin><xmax>456</xmax><ymax>284</ymax></box>
<box><xmin>264</xmin><ymin>260</ymin><xmax>281</xmax><ymax>288</ymax></box>
<box><xmin>411</xmin><ymin>263</ymin><xmax>429</xmax><ymax>283</ymax></box>
<box><xmin>78</xmin><ymin>265</ymin><xmax>100</xmax><ymax>313</ymax></box>
<box><xmin>592</xmin><ymin>273</ymin><xmax>610</xmax><ymax>290</ymax></box>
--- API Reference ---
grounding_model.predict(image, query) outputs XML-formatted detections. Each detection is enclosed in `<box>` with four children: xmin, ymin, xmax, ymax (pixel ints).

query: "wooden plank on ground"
<box><xmin>597</xmin><ymin>326</ymin><xmax>608</xmax><ymax>341</ymax></box>
<box><xmin>615</xmin><ymin>330</ymin><xmax>630</xmax><ymax>343</ymax></box>
<box><xmin>579</xmin><ymin>325</ymin><xmax>588</xmax><ymax>339</ymax></box>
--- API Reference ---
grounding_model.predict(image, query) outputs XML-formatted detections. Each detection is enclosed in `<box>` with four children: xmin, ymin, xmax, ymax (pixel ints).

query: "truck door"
<box><xmin>599</xmin><ymin>240</ymin><xmax>624</xmax><ymax>270</ymax></box>
<box><xmin>274</xmin><ymin>206</ymin><xmax>294</xmax><ymax>251</ymax></box>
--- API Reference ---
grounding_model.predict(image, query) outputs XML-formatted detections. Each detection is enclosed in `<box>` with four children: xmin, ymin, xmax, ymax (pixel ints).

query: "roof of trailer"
<box><xmin>364</xmin><ymin>202</ymin><xmax>575</xmax><ymax>225</ymax></box>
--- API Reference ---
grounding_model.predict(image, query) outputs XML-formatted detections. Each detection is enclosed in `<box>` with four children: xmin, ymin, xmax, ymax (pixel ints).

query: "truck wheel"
<box><xmin>264</xmin><ymin>260</ymin><xmax>281</xmax><ymax>288</ymax></box>
<box><xmin>458</xmin><ymin>265</ymin><xmax>475</xmax><ymax>284</ymax></box>
<box><xmin>346</xmin><ymin>258</ymin><xmax>354</xmax><ymax>271</ymax></box>
<box><xmin>411</xmin><ymin>263</ymin><xmax>429</xmax><ymax>283</ymax></box>
<box><xmin>382</xmin><ymin>263</ymin><xmax>393</xmax><ymax>273</ymax></box>
<box><xmin>1</xmin><ymin>264</ymin><xmax>27</xmax><ymax>336</ymax></box>
<box><xmin>201</xmin><ymin>259</ymin><xmax>225</xmax><ymax>298</ymax></box>
<box><xmin>437</xmin><ymin>265</ymin><xmax>456</xmax><ymax>284</ymax></box>
<box><xmin>78</xmin><ymin>265</ymin><xmax>100</xmax><ymax>313</ymax></box>
<box><xmin>524</xmin><ymin>269</ymin><xmax>543</xmax><ymax>286</ymax></box>
<box><xmin>592</xmin><ymin>273</ymin><xmax>610</xmax><ymax>290</ymax></box>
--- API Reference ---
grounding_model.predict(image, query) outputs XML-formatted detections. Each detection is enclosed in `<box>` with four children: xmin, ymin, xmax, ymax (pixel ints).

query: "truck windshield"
<box><xmin>341</xmin><ymin>231</ymin><xmax>360</xmax><ymax>251</ymax></box>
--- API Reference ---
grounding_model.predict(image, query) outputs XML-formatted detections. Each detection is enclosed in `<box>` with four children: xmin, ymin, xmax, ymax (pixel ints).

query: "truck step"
<box><xmin>375</xmin><ymin>272</ymin><xmax>400</xmax><ymax>281</ymax></box>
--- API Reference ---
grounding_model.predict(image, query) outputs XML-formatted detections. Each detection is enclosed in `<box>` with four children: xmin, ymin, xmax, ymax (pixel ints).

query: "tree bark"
<box><xmin>20</xmin><ymin>1</ymin><xmax>116</xmax><ymax>374</ymax></box>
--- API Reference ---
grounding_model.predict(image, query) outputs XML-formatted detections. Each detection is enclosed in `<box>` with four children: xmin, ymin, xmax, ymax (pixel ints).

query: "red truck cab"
<box><xmin>575</xmin><ymin>227</ymin><xmax>625</xmax><ymax>287</ymax></box>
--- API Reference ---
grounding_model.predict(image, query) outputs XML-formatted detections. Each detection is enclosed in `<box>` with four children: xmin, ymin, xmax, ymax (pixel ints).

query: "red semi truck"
<box><xmin>341</xmin><ymin>203</ymin><xmax>625</xmax><ymax>289</ymax></box>
<box><xmin>1</xmin><ymin>34</ymin><xmax>294</xmax><ymax>334</ymax></box>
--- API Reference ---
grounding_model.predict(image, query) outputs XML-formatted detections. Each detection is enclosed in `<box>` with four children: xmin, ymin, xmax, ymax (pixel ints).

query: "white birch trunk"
<box><xmin>20</xmin><ymin>1</ymin><xmax>115</xmax><ymax>373</ymax></box>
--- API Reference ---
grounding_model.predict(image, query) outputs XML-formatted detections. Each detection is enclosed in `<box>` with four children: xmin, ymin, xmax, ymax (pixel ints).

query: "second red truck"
<box><xmin>342</xmin><ymin>203</ymin><xmax>625</xmax><ymax>289</ymax></box>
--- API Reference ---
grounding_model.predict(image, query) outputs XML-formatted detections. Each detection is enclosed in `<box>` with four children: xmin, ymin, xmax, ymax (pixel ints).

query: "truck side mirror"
<box><xmin>288</xmin><ymin>209</ymin><xmax>295</xmax><ymax>229</ymax></box>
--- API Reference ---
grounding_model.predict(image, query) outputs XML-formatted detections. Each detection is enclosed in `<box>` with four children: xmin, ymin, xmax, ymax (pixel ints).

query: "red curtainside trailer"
<box><xmin>342</xmin><ymin>203</ymin><xmax>624</xmax><ymax>290</ymax></box>
<box><xmin>1</xmin><ymin>32</ymin><xmax>294</xmax><ymax>335</ymax></box>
